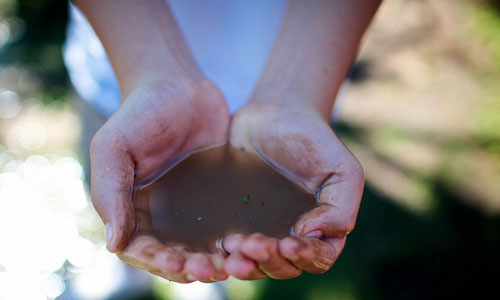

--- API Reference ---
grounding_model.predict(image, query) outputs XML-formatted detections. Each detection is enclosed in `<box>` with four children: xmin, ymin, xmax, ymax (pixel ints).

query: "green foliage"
<box><xmin>466</xmin><ymin>3</ymin><xmax>500</xmax><ymax>140</ymax></box>
<box><xmin>0</xmin><ymin>0</ymin><xmax>69</xmax><ymax>104</ymax></box>
<box><xmin>468</xmin><ymin>1</ymin><xmax>500</xmax><ymax>71</ymax></box>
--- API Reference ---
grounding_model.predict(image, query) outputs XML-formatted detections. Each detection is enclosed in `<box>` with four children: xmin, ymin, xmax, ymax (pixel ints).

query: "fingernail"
<box><xmin>305</xmin><ymin>229</ymin><xmax>323</xmax><ymax>238</ymax></box>
<box><xmin>186</xmin><ymin>274</ymin><xmax>197</xmax><ymax>281</ymax></box>
<box><xmin>105</xmin><ymin>224</ymin><xmax>113</xmax><ymax>245</ymax></box>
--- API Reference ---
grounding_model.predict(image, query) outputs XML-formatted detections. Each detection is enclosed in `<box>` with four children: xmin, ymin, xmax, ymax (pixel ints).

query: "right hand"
<box><xmin>90</xmin><ymin>77</ymin><xmax>230</xmax><ymax>282</ymax></box>
<box><xmin>222</xmin><ymin>102</ymin><xmax>364</xmax><ymax>280</ymax></box>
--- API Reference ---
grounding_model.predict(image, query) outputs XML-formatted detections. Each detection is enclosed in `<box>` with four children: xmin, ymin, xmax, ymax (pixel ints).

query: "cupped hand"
<box><xmin>224</xmin><ymin>102</ymin><xmax>364</xmax><ymax>280</ymax></box>
<box><xmin>90</xmin><ymin>78</ymin><xmax>230</xmax><ymax>282</ymax></box>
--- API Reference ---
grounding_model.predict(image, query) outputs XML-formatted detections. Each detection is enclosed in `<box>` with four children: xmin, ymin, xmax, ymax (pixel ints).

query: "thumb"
<box><xmin>90</xmin><ymin>130</ymin><xmax>137</xmax><ymax>253</ymax></box>
<box><xmin>293</xmin><ymin>156</ymin><xmax>364</xmax><ymax>238</ymax></box>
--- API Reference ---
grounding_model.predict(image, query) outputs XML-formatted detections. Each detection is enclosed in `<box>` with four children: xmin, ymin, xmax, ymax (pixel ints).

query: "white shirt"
<box><xmin>64</xmin><ymin>0</ymin><xmax>289</xmax><ymax>117</ymax></box>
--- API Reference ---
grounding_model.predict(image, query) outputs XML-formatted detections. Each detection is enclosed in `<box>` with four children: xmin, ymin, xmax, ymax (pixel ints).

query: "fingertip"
<box><xmin>223</xmin><ymin>233</ymin><xmax>246</xmax><ymax>253</ymax></box>
<box><xmin>224</xmin><ymin>252</ymin><xmax>258</xmax><ymax>279</ymax></box>
<box><xmin>239</xmin><ymin>235</ymin><xmax>302</xmax><ymax>279</ymax></box>
<box><xmin>240</xmin><ymin>233</ymin><xmax>276</xmax><ymax>262</ymax></box>
<box><xmin>104</xmin><ymin>224</ymin><xmax>122</xmax><ymax>253</ymax></box>
<box><xmin>184</xmin><ymin>254</ymin><xmax>216</xmax><ymax>282</ymax></box>
<box><xmin>279</xmin><ymin>237</ymin><xmax>304</xmax><ymax>260</ymax></box>
<box><xmin>105</xmin><ymin>224</ymin><xmax>115</xmax><ymax>252</ymax></box>
<box><xmin>154</xmin><ymin>251</ymin><xmax>185</xmax><ymax>273</ymax></box>
<box><xmin>105</xmin><ymin>221</ymin><xmax>135</xmax><ymax>253</ymax></box>
<box><xmin>291</xmin><ymin>217</ymin><xmax>308</xmax><ymax>238</ymax></box>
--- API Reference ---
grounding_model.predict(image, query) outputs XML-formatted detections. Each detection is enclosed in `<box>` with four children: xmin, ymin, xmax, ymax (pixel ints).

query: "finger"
<box><xmin>117</xmin><ymin>234</ymin><xmax>189</xmax><ymax>282</ymax></box>
<box><xmin>224</xmin><ymin>251</ymin><xmax>267</xmax><ymax>280</ymax></box>
<box><xmin>240</xmin><ymin>233</ymin><xmax>302</xmax><ymax>279</ymax></box>
<box><xmin>184</xmin><ymin>253</ymin><xmax>228</xmax><ymax>282</ymax></box>
<box><xmin>149</xmin><ymin>270</ymin><xmax>194</xmax><ymax>283</ymax></box>
<box><xmin>210</xmin><ymin>253</ymin><xmax>228</xmax><ymax>281</ymax></box>
<box><xmin>222</xmin><ymin>233</ymin><xmax>267</xmax><ymax>280</ymax></box>
<box><xmin>279</xmin><ymin>236</ymin><xmax>345</xmax><ymax>274</ymax></box>
<box><xmin>222</xmin><ymin>233</ymin><xmax>246</xmax><ymax>254</ymax></box>
<box><xmin>156</xmin><ymin>246</ymin><xmax>227</xmax><ymax>283</ymax></box>
<box><xmin>90</xmin><ymin>128</ymin><xmax>136</xmax><ymax>252</ymax></box>
<box><xmin>118</xmin><ymin>234</ymin><xmax>185</xmax><ymax>273</ymax></box>
<box><xmin>293</xmin><ymin>156</ymin><xmax>364</xmax><ymax>238</ymax></box>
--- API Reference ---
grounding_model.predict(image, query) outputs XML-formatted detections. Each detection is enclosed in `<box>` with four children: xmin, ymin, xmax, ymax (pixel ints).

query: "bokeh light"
<box><xmin>0</xmin><ymin>90</ymin><xmax>21</xmax><ymax>119</ymax></box>
<box><xmin>71</xmin><ymin>247</ymin><xmax>125</xmax><ymax>300</ymax></box>
<box><xmin>0</xmin><ymin>151</ymin><xmax>94</xmax><ymax>300</ymax></box>
<box><xmin>170</xmin><ymin>282</ymin><xmax>221</xmax><ymax>300</ymax></box>
<box><xmin>0</xmin><ymin>21</ymin><xmax>10</xmax><ymax>48</ymax></box>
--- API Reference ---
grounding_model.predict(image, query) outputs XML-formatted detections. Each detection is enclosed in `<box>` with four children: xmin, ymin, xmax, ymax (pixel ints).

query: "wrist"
<box><xmin>121</xmin><ymin>75</ymin><xmax>227</xmax><ymax>128</ymax></box>
<box><xmin>248</xmin><ymin>79</ymin><xmax>338</xmax><ymax>122</ymax></box>
<box><xmin>119</xmin><ymin>50</ymin><xmax>204</xmax><ymax>99</ymax></box>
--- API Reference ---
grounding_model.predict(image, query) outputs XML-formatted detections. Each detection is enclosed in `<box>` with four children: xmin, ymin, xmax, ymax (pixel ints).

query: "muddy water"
<box><xmin>133</xmin><ymin>143</ymin><xmax>317</xmax><ymax>253</ymax></box>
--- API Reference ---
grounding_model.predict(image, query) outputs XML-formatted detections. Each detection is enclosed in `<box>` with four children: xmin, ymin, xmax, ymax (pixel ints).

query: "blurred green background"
<box><xmin>0</xmin><ymin>0</ymin><xmax>499</xmax><ymax>299</ymax></box>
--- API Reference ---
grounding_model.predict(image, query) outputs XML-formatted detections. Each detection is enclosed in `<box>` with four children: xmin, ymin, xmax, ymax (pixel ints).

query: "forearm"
<box><xmin>72</xmin><ymin>0</ymin><xmax>203</xmax><ymax>97</ymax></box>
<box><xmin>251</xmin><ymin>0</ymin><xmax>381</xmax><ymax>120</ymax></box>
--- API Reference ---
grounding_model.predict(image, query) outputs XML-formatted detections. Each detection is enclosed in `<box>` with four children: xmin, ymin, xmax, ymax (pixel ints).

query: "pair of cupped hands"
<box><xmin>90</xmin><ymin>77</ymin><xmax>364</xmax><ymax>283</ymax></box>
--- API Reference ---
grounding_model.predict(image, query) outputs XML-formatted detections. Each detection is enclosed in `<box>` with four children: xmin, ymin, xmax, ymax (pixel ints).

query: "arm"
<box><xmin>226</xmin><ymin>0</ymin><xmax>381</xmax><ymax>280</ymax></box>
<box><xmin>73</xmin><ymin>0</ymin><xmax>230</xmax><ymax>282</ymax></box>
<box><xmin>252</xmin><ymin>0</ymin><xmax>381</xmax><ymax>119</ymax></box>
<box><xmin>72</xmin><ymin>0</ymin><xmax>203</xmax><ymax>97</ymax></box>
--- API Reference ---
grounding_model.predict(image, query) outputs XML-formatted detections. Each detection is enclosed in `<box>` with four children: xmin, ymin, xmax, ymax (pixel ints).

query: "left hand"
<box><xmin>223</xmin><ymin>102</ymin><xmax>364</xmax><ymax>280</ymax></box>
<box><xmin>90</xmin><ymin>78</ymin><xmax>230</xmax><ymax>283</ymax></box>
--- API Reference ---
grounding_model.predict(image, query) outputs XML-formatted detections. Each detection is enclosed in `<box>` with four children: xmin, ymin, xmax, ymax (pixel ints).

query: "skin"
<box><xmin>224</xmin><ymin>0</ymin><xmax>380</xmax><ymax>280</ymax></box>
<box><xmin>91</xmin><ymin>79</ymin><xmax>230</xmax><ymax>283</ymax></box>
<box><xmin>73</xmin><ymin>0</ymin><xmax>381</xmax><ymax>282</ymax></box>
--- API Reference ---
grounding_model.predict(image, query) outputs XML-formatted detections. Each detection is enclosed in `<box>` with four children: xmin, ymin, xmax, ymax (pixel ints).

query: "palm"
<box><xmin>100</xmin><ymin>80</ymin><xmax>229</xmax><ymax>182</ymax></box>
<box><xmin>231</xmin><ymin>103</ymin><xmax>350</xmax><ymax>192</ymax></box>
